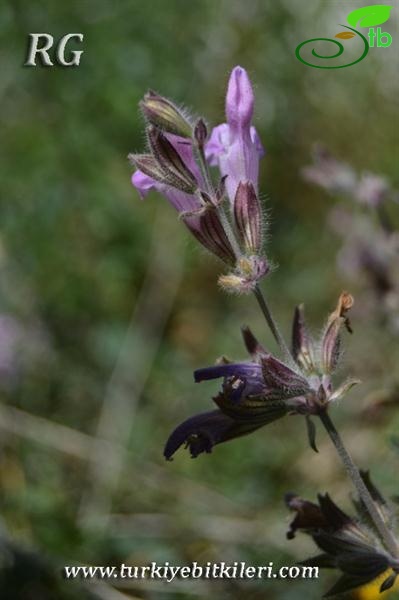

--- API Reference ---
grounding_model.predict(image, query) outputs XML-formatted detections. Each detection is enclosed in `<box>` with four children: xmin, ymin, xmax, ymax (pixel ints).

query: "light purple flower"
<box><xmin>131</xmin><ymin>170</ymin><xmax>199</xmax><ymax>213</ymax></box>
<box><xmin>205</xmin><ymin>66</ymin><xmax>265</xmax><ymax>204</ymax></box>
<box><xmin>131</xmin><ymin>134</ymin><xmax>202</xmax><ymax>213</ymax></box>
<box><xmin>354</xmin><ymin>172</ymin><xmax>390</xmax><ymax>207</ymax></box>
<box><xmin>131</xmin><ymin>134</ymin><xmax>236</xmax><ymax>264</ymax></box>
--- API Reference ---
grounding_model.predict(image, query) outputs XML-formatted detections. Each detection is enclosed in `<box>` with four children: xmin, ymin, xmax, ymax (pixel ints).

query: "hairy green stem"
<box><xmin>320</xmin><ymin>411</ymin><xmax>398</xmax><ymax>557</ymax></box>
<box><xmin>253</xmin><ymin>284</ymin><xmax>291</xmax><ymax>359</ymax></box>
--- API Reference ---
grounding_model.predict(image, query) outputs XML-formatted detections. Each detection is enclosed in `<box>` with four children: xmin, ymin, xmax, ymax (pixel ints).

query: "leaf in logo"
<box><xmin>347</xmin><ymin>5</ymin><xmax>393</xmax><ymax>28</ymax></box>
<box><xmin>335</xmin><ymin>32</ymin><xmax>356</xmax><ymax>39</ymax></box>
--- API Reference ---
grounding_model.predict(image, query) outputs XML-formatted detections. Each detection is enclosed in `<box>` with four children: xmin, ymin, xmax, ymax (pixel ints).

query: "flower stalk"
<box><xmin>319</xmin><ymin>410</ymin><xmax>398</xmax><ymax>558</ymax></box>
<box><xmin>254</xmin><ymin>283</ymin><xmax>398</xmax><ymax>559</ymax></box>
<box><xmin>253</xmin><ymin>284</ymin><xmax>291</xmax><ymax>359</ymax></box>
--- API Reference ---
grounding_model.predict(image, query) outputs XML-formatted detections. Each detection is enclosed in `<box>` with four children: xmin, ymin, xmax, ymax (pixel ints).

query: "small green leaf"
<box><xmin>347</xmin><ymin>5</ymin><xmax>393</xmax><ymax>28</ymax></box>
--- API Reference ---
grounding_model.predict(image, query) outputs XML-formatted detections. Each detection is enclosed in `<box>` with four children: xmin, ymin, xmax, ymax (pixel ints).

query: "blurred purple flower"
<box><xmin>205</xmin><ymin>66</ymin><xmax>265</xmax><ymax>204</ymax></box>
<box><xmin>301</xmin><ymin>144</ymin><xmax>356</xmax><ymax>196</ymax></box>
<box><xmin>302</xmin><ymin>144</ymin><xmax>394</xmax><ymax>210</ymax></box>
<box><xmin>355</xmin><ymin>172</ymin><xmax>390</xmax><ymax>208</ymax></box>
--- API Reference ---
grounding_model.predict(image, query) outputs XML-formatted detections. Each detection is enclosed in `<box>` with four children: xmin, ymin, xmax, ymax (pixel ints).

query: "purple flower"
<box><xmin>205</xmin><ymin>66</ymin><xmax>265</xmax><ymax>205</ymax></box>
<box><xmin>164</xmin><ymin>327</ymin><xmax>310</xmax><ymax>460</ymax></box>
<box><xmin>355</xmin><ymin>172</ymin><xmax>390</xmax><ymax>207</ymax></box>
<box><xmin>165</xmin><ymin>295</ymin><xmax>358</xmax><ymax>460</ymax></box>
<box><xmin>130</xmin><ymin>67</ymin><xmax>270</xmax><ymax>281</ymax></box>
<box><xmin>285</xmin><ymin>472</ymin><xmax>399</xmax><ymax>597</ymax></box>
<box><xmin>131</xmin><ymin>133</ymin><xmax>236</xmax><ymax>264</ymax></box>
<box><xmin>131</xmin><ymin>133</ymin><xmax>202</xmax><ymax>211</ymax></box>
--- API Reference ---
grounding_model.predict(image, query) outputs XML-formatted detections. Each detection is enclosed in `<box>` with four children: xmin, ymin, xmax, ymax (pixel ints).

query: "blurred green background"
<box><xmin>0</xmin><ymin>0</ymin><xmax>398</xmax><ymax>598</ymax></box>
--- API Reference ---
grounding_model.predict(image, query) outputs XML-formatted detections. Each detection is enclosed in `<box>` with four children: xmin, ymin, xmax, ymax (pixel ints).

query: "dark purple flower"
<box><xmin>165</xmin><ymin>294</ymin><xmax>359</xmax><ymax>460</ymax></box>
<box><xmin>165</xmin><ymin>328</ymin><xmax>307</xmax><ymax>460</ymax></box>
<box><xmin>285</xmin><ymin>473</ymin><xmax>399</xmax><ymax>597</ymax></box>
<box><xmin>164</xmin><ymin>408</ymin><xmax>281</xmax><ymax>460</ymax></box>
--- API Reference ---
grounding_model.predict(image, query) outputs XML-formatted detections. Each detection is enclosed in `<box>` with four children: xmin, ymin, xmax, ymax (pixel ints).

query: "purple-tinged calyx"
<box><xmin>261</xmin><ymin>355</ymin><xmax>311</xmax><ymax>400</ymax></box>
<box><xmin>183</xmin><ymin>208</ymin><xmax>236</xmax><ymax>265</ymax></box>
<box><xmin>234</xmin><ymin>181</ymin><xmax>263</xmax><ymax>254</ymax></box>
<box><xmin>146</xmin><ymin>126</ymin><xmax>198</xmax><ymax>194</ymax></box>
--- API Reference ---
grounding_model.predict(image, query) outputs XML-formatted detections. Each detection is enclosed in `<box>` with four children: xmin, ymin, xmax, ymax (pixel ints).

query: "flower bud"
<box><xmin>147</xmin><ymin>126</ymin><xmax>198</xmax><ymax>194</ymax></box>
<box><xmin>194</xmin><ymin>118</ymin><xmax>208</xmax><ymax>148</ymax></box>
<box><xmin>140</xmin><ymin>91</ymin><xmax>193</xmax><ymax>138</ymax></box>
<box><xmin>234</xmin><ymin>181</ymin><xmax>263</xmax><ymax>253</ymax></box>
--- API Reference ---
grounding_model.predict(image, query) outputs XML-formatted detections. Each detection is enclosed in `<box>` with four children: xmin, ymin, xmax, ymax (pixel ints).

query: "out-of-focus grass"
<box><xmin>0</xmin><ymin>1</ymin><xmax>398</xmax><ymax>598</ymax></box>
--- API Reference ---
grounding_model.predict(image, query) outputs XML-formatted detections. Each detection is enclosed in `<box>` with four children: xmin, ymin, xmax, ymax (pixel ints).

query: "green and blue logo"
<box><xmin>296</xmin><ymin>4</ymin><xmax>393</xmax><ymax>69</ymax></box>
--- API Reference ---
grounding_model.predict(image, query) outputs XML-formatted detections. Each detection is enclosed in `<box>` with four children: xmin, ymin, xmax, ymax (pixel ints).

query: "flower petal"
<box><xmin>226</xmin><ymin>66</ymin><xmax>254</xmax><ymax>130</ymax></box>
<box><xmin>131</xmin><ymin>170</ymin><xmax>157</xmax><ymax>199</ymax></box>
<box><xmin>164</xmin><ymin>409</ymin><xmax>266</xmax><ymax>460</ymax></box>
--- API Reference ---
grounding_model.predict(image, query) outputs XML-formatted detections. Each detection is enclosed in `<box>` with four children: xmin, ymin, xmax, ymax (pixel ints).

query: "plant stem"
<box><xmin>319</xmin><ymin>410</ymin><xmax>398</xmax><ymax>557</ymax></box>
<box><xmin>253</xmin><ymin>284</ymin><xmax>291</xmax><ymax>359</ymax></box>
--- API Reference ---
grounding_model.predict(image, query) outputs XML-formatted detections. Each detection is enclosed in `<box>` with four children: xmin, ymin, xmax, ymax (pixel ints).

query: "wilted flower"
<box><xmin>130</xmin><ymin>66</ymin><xmax>269</xmax><ymax>289</ymax></box>
<box><xmin>164</xmin><ymin>293</ymin><xmax>358</xmax><ymax>459</ymax></box>
<box><xmin>285</xmin><ymin>472</ymin><xmax>399</xmax><ymax>597</ymax></box>
<box><xmin>205</xmin><ymin>66</ymin><xmax>265</xmax><ymax>205</ymax></box>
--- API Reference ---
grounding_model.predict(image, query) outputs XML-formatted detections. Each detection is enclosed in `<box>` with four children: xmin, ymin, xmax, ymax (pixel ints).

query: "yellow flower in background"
<box><xmin>354</xmin><ymin>570</ymin><xmax>399</xmax><ymax>600</ymax></box>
